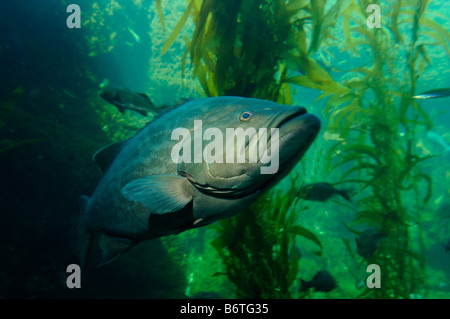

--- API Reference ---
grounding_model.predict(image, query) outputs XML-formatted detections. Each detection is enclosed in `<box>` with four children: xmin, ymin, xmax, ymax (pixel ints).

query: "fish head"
<box><xmin>176</xmin><ymin>96</ymin><xmax>321</xmax><ymax>199</ymax></box>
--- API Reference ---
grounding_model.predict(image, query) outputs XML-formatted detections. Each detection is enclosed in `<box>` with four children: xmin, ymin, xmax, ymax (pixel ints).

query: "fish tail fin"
<box><xmin>77</xmin><ymin>196</ymin><xmax>136</xmax><ymax>269</ymax></box>
<box><xmin>78</xmin><ymin>195</ymin><xmax>94</xmax><ymax>272</ymax></box>
<box><xmin>338</xmin><ymin>189</ymin><xmax>352</xmax><ymax>202</ymax></box>
<box><xmin>137</xmin><ymin>109</ymin><xmax>148</xmax><ymax>116</ymax></box>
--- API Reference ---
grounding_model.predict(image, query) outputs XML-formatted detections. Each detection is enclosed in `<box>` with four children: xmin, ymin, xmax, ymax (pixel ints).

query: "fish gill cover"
<box><xmin>0</xmin><ymin>0</ymin><xmax>449</xmax><ymax>300</ymax></box>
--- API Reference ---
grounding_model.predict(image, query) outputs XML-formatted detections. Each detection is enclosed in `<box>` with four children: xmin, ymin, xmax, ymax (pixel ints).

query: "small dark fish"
<box><xmin>356</xmin><ymin>227</ymin><xmax>385</xmax><ymax>258</ymax></box>
<box><xmin>298</xmin><ymin>182</ymin><xmax>351</xmax><ymax>202</ymax></box>
<box><xmin>100</xmin><ymin>88</ymin><xmax>158</xmax><ymax>116</ymax></box>
<box><xmin>300</xmin><ymin>270</ymin><xmax>337</xmax><ymax>293</ymax></box>
<box><xmin>412</xmin><ymin>88</ymin><xmax>450</xmax><ymax>100</ymax></box>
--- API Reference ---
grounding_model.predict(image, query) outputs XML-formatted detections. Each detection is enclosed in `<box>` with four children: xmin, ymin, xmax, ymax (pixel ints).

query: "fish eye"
<box><xmin>240</xmin><ymin>111</ymin><xmax>253</xmax><ymax>122</ymax></box>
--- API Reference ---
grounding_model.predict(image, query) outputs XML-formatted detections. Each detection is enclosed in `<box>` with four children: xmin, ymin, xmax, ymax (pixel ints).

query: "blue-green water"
<box><xmin>0</xmin><ymin>0</ymin><xmax>449</xmax><ymax>299</ymax></box>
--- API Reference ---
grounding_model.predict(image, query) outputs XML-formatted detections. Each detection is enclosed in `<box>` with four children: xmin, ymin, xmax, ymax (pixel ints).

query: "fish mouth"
<box><xmin>275</xmin><ymin>107</ymin><xmax>308</xmax><ymax>129</ymax></box>
<box><xmin>278</xmin><ymin>111</ymin><xmax>320</xmax><ymax>162</ymax></box>
<box><xmin>268</xmin><ymin>106</ymin><xmax>320</xmax><ymax>157</ymax></box>
<box><xmin>262</xmin><ymin>107</ymin><xmax>320</xmax><ymax>184</ymax></box>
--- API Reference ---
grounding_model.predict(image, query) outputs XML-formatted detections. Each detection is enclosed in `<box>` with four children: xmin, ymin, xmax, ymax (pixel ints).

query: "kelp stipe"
<box><xmin>320</xmin><ymin>0</ymin><xmax>447</xmax><ymax>298</ymax></box>
<box><xmin>161</xmin><ymin>0</ymin><xmax>346</xmax><ymax>298</ymax></box>
<box><xmin>161</xmin><ymin>0</ymin><xmax>447</xmax><ymax>298</ymax></box>
<box><xmin>210</xmin><ymin>176</ymin><xmax>321</xmax><ymax>298</ymax></box>
<box><xmin>162</xmin><ymin>0</ymin><xmax>351</xmax><ymax>103</ymax></box>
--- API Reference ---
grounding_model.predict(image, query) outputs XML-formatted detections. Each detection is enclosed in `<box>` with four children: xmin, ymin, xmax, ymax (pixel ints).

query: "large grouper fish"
<box><xmin>79</xmin><ymin>96</ymin><xmax>320</xmax><ymax>267</ymax></box>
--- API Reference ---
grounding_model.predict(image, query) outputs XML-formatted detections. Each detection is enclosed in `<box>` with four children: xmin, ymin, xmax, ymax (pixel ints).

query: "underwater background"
<box><xmin>0</xmin><ymin>0</ymin><xmax>449</xmax><ymax>299</ymax></box>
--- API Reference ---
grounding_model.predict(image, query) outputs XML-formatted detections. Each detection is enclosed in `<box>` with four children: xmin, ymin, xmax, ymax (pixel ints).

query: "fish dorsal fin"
<box><xmin>97</xmin><ymin>234</ymin><xmax>136</xmax><ymax>267</ymax></box>
<box><xmin>121</xmin><ymin>174</ymin><xmax>193</xmax><ymax>214</ymax></box>
<box><xmin>92</xmin><ymin>142</ymin><xmax>125</xmax><ymax>176</ymax></box>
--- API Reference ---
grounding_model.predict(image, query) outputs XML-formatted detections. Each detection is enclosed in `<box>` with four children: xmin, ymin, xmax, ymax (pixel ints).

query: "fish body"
<box><xmin>127</xmin><ymin>27</ymin><xmax>141</xmax><ymax>43</ymax></box>
<box><xmin>79</xmin><ymin>96</ymin><xmax>320</xmax><ymax>267</ymax></box>
<box><xmin>100</xmin><ymin>88</ymin><xmax>157</xmax><ymax>116</ymax></box>
<box><xmin>298</xmin><ymin>182</ymin><xmax>351</xmax><ymax>202</ymax></box>
<box><xmin>356</xmin><ymin>227</ymin><xmax>385</xmax><ymax>258</ymax></box>
<box><xmin>412</xmin><ymin>88</ymin><xmax>450</xmax><ymax>100</ymax></box>
<box><xmin>300</xmin><ymin>270</ymin><xmax>336</xmax><ymax>293</ymax></box>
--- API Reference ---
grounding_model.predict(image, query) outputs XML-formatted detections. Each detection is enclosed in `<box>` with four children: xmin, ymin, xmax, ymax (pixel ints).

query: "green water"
<box><xmin>0</xmin><ymin>0</ymin><xmax>449</xmax><ymax>299</ymax></box>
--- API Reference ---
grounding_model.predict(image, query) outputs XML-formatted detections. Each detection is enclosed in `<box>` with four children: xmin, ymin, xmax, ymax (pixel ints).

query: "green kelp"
<box><xmin>320</xmin><ymin>0</ymin><xmax>449</xmax><ymax>298</ymax></box>
<box><xmin>163</xmin><ymin>0</ymin><xmax>350</xmax><ymax>102</ymax></box>
<box><xmin>211</xmin><ymin>177</ymin><xmax>322</xmax><ymax>298</ymax></box>
<box><xmin>149</xmin><ymin>0</ymin><xmax>203</xmax><ymax>101</ymax></box>
<box><xmin>160</xmin><ymin>0</ymin><xmax>351</xmax><ymax>298</ymax></box>
<box><xmin>82</xmin><ymin>1</ymin><xmax>153</xmax><ymax>55</ymax></box>
<box><xmin>162</xmin><ymin>0</ymin><xmax>449</xmax><ymax>299</ymax></box>
<box><xmin>158</xmin><ymin>0</ymin><xmax>356</xmax><ymax>299</ymax></box>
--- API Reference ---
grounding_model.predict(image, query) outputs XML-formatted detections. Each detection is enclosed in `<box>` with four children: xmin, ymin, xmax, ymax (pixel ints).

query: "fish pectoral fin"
<box><xmin>338</xmin><ymin>190</ymin><xmax>352</xmax><ymax>202</ymax></box>
<box><xmin>121</xmin><ymin>174</ymin><xmax>193</xmax><ymax>215</ymax></box>
<box><xmin>97</xmin><ymin>234</ymin><xmax>136</xmax><ymax>267</ymax></box>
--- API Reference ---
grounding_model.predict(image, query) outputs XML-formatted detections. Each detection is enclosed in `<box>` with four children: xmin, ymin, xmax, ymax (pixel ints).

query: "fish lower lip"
<box><xmin>277</xmin><ymin>113</ymin><xmax>321</xmax><ymax>164</ymax></box>
<box><xmin>277</xmin><ymin>107</ymin><xmax>307</xmax><ymax>128</ymax></box>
